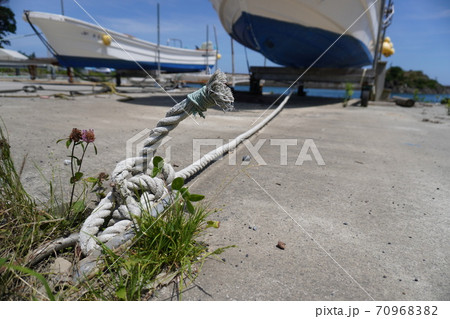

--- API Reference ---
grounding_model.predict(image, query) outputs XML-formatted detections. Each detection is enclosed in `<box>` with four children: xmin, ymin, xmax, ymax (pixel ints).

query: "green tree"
<box><xmin>386</xmin><ymin>66</ymin><xmax>404</xmax><ymax>85</ymax></box>
<box><xmin>0</xmin><ymin>0</ymin><xmax>16</xmax><ymax>48</ymax></box>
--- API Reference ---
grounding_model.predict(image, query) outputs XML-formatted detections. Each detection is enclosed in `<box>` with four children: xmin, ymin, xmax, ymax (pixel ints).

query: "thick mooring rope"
<box><xmin>79</xmin><ymin>70</ymin><xmax>233</xmax><ymax>255</ymax></box>
<box><xmin>27</xmin><ymin>71</ymin><xmax>293</xmax><ymax>271</ymax></box>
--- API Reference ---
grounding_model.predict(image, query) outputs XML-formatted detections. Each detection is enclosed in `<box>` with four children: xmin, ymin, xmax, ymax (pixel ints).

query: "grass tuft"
<box><xmin>0</xmin><ymin>121</ymin><xmax>229</xmax><ymax>300</ymax></box>
<box><xmin>79</xmin><ymin>194</ymin><xmax>230</xmax><ymax>301</ymax></box>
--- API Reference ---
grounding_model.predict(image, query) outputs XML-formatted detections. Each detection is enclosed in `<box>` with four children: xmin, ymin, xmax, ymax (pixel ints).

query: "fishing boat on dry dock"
<box><xmin>23</xmin><ymin>11</ymin><xmax>218</xmax><ymax>73</ymax></box>
<box><xmin>210</xmin><ymin>0</ymin><xmax>385</xmax><ymax>68</ymax></box>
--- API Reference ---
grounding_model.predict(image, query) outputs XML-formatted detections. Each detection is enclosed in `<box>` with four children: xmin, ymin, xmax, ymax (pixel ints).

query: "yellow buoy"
<box><xmin>382</xmin><ymin>37</ymin><xmax>395</xmax><ymax>57</ymax></box>
<box><xmin>216</xmin><ymin>53</ymin><xmax>222</xmax><ymax>59</ymax></box>
<box><xmin>102</xmin><ymin>34</ymin><xmax>112</xmax><ymax>46</ymax></box>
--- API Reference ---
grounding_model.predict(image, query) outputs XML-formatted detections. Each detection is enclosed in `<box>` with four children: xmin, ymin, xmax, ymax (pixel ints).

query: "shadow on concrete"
<box><xmin>118</xmin><ymin>93</ymin><xmax>186</xmax><ymax>108</ymax></box>
<box><xmin>232</xmin><ymin>91</ymin><xmax>344</xmax><ymax>110</ymax></box>
<box><xmin>118</xmin><ymin>89</ymin><xmax>346</xmax><ymax>110</ymax></box>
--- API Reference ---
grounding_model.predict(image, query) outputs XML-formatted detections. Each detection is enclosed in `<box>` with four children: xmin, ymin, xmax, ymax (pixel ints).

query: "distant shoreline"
<box><xmin>385</xmin><ymin>86</ymin><xmax>450</xmax><ymax>95</ymax></box>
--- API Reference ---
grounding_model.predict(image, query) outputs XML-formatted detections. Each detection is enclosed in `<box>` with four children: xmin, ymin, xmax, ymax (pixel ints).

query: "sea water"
<box><xmin>233</xmin><ymin>85</ymin><xmax>450</xmax><ymax>103</ymax></box>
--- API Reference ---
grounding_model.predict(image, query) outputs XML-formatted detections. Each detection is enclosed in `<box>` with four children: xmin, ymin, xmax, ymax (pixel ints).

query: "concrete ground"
<box><xmin>1</xmin><ymin>79</ymin><xmax>449</xmax><ymax>300</ymax></box>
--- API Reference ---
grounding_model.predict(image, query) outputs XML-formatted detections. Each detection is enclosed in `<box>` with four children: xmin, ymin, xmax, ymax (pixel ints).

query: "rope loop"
<box><xmin>78</xmin><ymin>70</ymin><xmax>234</xmax><ymax>256</ymax></box>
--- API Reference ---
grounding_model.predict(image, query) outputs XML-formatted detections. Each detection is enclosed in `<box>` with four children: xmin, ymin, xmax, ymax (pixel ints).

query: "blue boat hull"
<box><xmin>56</xmin><ymin>55</ymin><xmax>214</xmax><ymax>73</ymax></box>
<box><xmin>232</xmin><ymin>12</ymin><xmax>373</xmax><ymax>68</ymax></box>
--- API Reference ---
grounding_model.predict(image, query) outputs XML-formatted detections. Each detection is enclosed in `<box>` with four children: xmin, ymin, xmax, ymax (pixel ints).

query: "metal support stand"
<box><xmin>250</xmin><ymin>73</ymin><xmax>262</xmax><ymax>95</ymax></box>
<box><xmin>297</xmin><ymin>84</ymin><xmax>306</xmax><ymax>96</ymax></box>
<box><xmin>115</xmin><ymin>73</ymin><xmax>122</xmax><ymax>87</ymax></box>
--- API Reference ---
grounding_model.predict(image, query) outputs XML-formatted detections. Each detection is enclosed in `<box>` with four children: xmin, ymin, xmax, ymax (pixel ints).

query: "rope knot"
<box><xmin>187</xmin><ymin>69</ymin><xmax>234</xmax><ymax>118</ymax></box>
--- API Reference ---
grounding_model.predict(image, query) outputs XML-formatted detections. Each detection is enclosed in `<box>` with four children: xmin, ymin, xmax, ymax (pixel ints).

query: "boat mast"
<box><xmin>60</xmin><ymin>0</ymin><xmax>65</xmax><ymax>15</ymax></box>
<box><xmin>157</xmin><ymin>3</ymin><xmax>161</xmax><ymax>77</ymax></box>
<box><xmin>231</xmin><ymin>37</ymin><xmax>235</xmax><ymax>87</ymax></box>
<box><xmin>206</xmin><ymin>25</ymin><xmax>209</xmax><ymax>74</ymax></box>
<box><xmin>213</xmin><ymin>25</ymin><xmax>219</xmax><ymax>70</ymax></box>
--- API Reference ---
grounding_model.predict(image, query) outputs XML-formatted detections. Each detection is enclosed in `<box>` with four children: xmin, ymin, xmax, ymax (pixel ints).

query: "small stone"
<box><xmin>49</xmin><ymin>257</ymin><xmax>72</xmax><ymax>284</ymax></box>
<box><xmin>49</xmin><ymin>257</ymin><xmax>72</xmax><ymax>274</ymax></box>
<box><xmin>252</xmin><ymin>226</ymin><xmax>257</xmax><ymax>231</ymax></box>
<box><xmin>414</xmin><ymin>278</ymin><xmax>418</xmax><ymax>282</ymax></box>
<box><xmin>64</xmin><ymin>159</ymin><xmax>71</xmax><ymax>165</ymax></box>
<box><xmin>343</xmin><ymin>222</ymin><xmax>348</xmax><ymax>225</ymax></box>
<box><xmin>276</xmin><ymin>241</ymin><xmax>286</xmax><ymax>250</ymax></box>
<box><xmin>242</xmin><ymin>155</ymin><xmax>251</xmax><ymax>162</ymax></box>
<box><xmin>221</xmin><ymin>258</ymin><xmax>226</xmax><ymax>262</ymax></box>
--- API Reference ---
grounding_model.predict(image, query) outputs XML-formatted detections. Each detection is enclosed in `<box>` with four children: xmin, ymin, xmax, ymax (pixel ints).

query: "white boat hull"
<box><xmin>24</xmin><ymin>11</ymin><xmax>216</xmax><ymax>72</ymax></box>
<box><xmin>210</xmin><ymin>0</ymin><xmax>382</xmax><ymax>68</ymax></box>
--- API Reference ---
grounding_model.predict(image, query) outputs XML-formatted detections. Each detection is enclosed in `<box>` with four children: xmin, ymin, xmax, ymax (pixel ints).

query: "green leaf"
<box><xmin>66</xmin><ymin>139</ymin><xmax>72</xmax><ymax>149</ymax></box>
<box><xmin>75</xmin><ymin>172</ymin><xmax>83</xmax><ymax>180</ymax></box>
<box><xmin>188</xmin><ymin>194</ymin><xmax>205</xmax><ymax>202</ymax></box>
<box><xmin>93</xmin><ymin>144</ymin><xmax>98</xmax><ymax>155</ymax></box>
<box><xmin>206</xmin><ymin>220</ymin><xmax>220</xmax><ymax>228</ymax></box>
<box><xmin>153</xmin><ymin>156</ymin><xmax>164</xmax><ymax>169</ymax></box>
<box><xmin>186</xmin><ymin>200</ymin><xmax>195</xmax><ymax>214</ymax></box>
<box><xmin>150</xmin><ymin>166</ymin><xmax>159</xmax><ymax>178</ymax></box>
<box><xmin>76</xmin><ymin>159</ymin><xmax>82</xmax><ymax>166</ymax></box>
<box><xmin>150</xmin><ymin>157</ymin><xmax>164</xmax><ymax>177</ymax></box>
<box><xmin>171</xmin><ymin>177</ymin><xmax>184</xmax><ymax>191</ymax></box>
<box><xmin>84</xmin><ymin>177</ymin><xmax>98</xmax><ymax>183</ymax></box>
<box><xmin>71</xmin><ymin>172</ymin><xmax>84</xmax><ymax>183</ymax></box>
<box><xmin>71</xmin><ymin>201</ymin><xmax>85</xmax><ymax>213</ymax></box>
<box><xmin>179</xmin><ymin>186</ymin><xmax>189</xmax><ymax>195</ymax></box>
<box><xmin>116</xmin><ymin>287</ymin><xmax>127</xmax><ymax>300</ymax></box>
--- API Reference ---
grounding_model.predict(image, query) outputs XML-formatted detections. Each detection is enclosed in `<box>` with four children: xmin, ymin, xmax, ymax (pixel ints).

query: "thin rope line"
<box><xmin>249</xmin><ymin>0</ymin><xmax>380</xmax><ymax>126</ymax></box>
<box><xmin>242</xmin><ymin>169</ymin><xmax>376</xmax><ymax>301</ymax></box>
<box><xmin>71</xmin><ymin>0</ymin><xmax>200</xmax><ymax>126</ymax></box>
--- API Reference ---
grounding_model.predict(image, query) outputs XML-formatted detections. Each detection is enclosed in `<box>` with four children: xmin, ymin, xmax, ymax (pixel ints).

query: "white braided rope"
<box><xmin>26</xmin><ymin>78</ymin><xmax>292</xmax><ymax>269</ymax></box>
<box><xmin>176</xmin><ymin>93</ymin><xmax>292</xmax><ymax>179</ymax></box>
<box><xmin>79</xmin><ymin>70</ymin><xmax>233</xmax><ymax>255</ymax></box>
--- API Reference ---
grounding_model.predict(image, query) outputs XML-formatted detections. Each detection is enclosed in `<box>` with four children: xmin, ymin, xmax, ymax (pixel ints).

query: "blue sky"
<box><xmin>5</xmin><ymin>0</ymin><xmax>450</xmax><ymax>85</ymax></box>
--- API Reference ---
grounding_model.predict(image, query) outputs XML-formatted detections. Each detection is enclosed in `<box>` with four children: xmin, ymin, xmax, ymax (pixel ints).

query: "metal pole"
<box><xmin>157</xmin><ymin>3</ymin><xmax>161</xmax><ymax>76</ymax></box>
<box><xmin>60</xmin><ymin>0</ymin><xmax>65</xmax><ymax>15</ymax></box>
<box><xmin>213</xmin><ymin>25</ymin><xmax>219</xmax><ymax>70</ymax></box>
<box><xmin>372</xmin><ymin>0</ymin><xmax>386</xmax><ymax>71</ymax></box>
<box><xmin>371</xmin><ymin>0</ymin><xmax>386</xmax><ymax>101</ymax></box>
<box><xmin>206</xmin><ymin>25</ymin><xmax>209</xmax><ymax>74</ymax></box>
<box><xmin>231</xmin><ymin>37</ymin><xmax>235</xmax><ymax>74</ymax></box>
<box><xmin>231</xmin><ymin>37</ymin><xmax>235</xmax><ymax>86</ymax></box>
<box><xmin>380</xmin><ymin>0</ymin><xmax>393</xmax><ymax>50</ymax></box>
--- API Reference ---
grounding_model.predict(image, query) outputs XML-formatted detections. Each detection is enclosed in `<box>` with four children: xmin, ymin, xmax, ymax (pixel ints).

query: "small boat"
<box><xmin>23</xmin><ymin>11</ymin><xmax>217</xmax><ymax>73</ymax></box>
<box><xmin>0</xmin><ymin>48</ymin><xmax>28</xmax><ymax>62</ymax></box>
<box><xmin>210</xmin><ymin>0</ymin><xmax>384</xmax><ymax>68</ymax></box>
